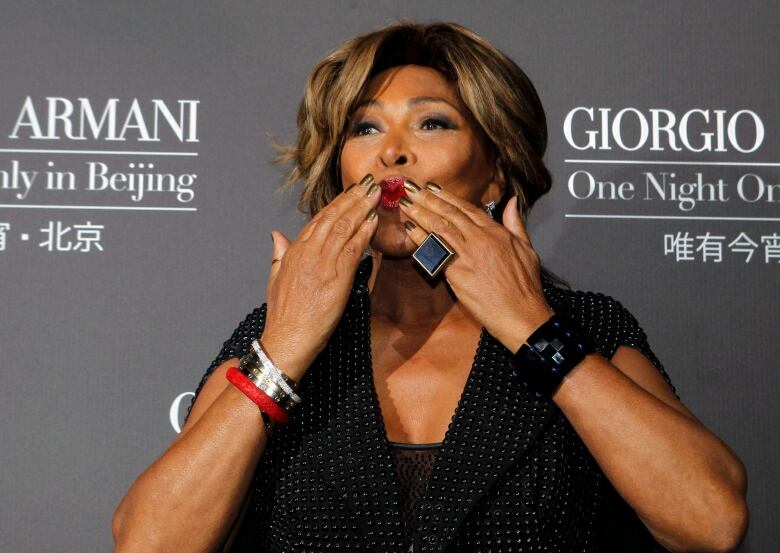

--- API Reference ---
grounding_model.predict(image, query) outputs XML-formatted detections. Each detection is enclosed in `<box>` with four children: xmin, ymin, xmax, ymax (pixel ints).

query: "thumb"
<box><xmin>502</xmin><ymin>195</ymin><xmax>533</xmax><ymax>245</ymax></box>
<box><xmin>268</xmin><ymin>230</ymin><xmax>290</xmax><ymax>281</ymax></box>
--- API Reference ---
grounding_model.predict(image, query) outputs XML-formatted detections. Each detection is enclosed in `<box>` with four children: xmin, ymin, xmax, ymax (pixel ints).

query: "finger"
<box><xmin>312</xmin><ymin>177</ymin><xmax>383</xmax><ymax>261</ymax></box>
<box><xmin>408</xmin><ymin>179</ymin><xmax>493</xmax><ymax>227</ymax></box>
<box><xmin>502</xmin><ymin>195</ymin><xmax>533</xmax><ymax>247</ymax></box>
<box><xmin>336</xmin><ymin>207</ymin><xmax>380</xmax><ymax>277</ymax></box>
<box><xmin>400</xmin><ymin>219</ymin><xmax>433</xmax><ymax>247</ymax></box>
<box><xmin>398</xmin><ymin>183</ymin><xmax>467</xmax><ymax>248</ymax></box>
<box><xmin>295</xmin><ymin>208</ymin><xmax>326</xmax><ymax>242</ymax></box>
<box><xmin>401</xmin><ymin>219</ymin><xmax>458</xmax><ymax>284</ymax></box>
<box><xmin>298</xmin><ymin>173</ymin><xmax>375</xmax><ymax>243</ymax></box>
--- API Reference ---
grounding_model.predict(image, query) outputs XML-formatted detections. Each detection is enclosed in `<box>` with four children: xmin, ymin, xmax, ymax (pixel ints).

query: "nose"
<box><xmin>378</xmin><ymin>130</ymin><xmax>414</xmax><ymax>168</ymax></box>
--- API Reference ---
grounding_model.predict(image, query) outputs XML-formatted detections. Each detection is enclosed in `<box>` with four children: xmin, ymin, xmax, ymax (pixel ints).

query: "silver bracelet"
<box><xmin>240</xmin><ymin>363</ymin><xmax>298</xmax><ymax>412</ymax></box>
<box><xmin>251</xmin><ymin>338</ymin><xmax>303</xmax><ymax>404</ymax></box>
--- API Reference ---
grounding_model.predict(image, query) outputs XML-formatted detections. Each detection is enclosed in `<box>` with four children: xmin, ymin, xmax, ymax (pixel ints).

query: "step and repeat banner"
<box><xmin>1</xmin><ymin>2</ymin><xmax>776</xmax><ymax>552</ymax></box>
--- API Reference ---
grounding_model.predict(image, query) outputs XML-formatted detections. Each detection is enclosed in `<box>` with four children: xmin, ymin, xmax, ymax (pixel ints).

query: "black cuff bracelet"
<box><xmin>510</xmin><ymin>313</ymin><xmax>596</xmax><ymax>398</ymax></box>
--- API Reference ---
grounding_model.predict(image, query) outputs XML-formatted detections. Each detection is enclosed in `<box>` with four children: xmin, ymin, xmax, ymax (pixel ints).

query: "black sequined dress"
<box><xmin>185</xmin><ymin>254</ymin><xmax>676</xmax><ymax>552</ymax></box>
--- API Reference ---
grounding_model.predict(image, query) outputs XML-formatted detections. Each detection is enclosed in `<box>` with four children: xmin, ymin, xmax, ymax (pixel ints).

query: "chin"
<box><xmin>369</xmin><ymin>222</ymin><xmax>416</xmax><ymax>258</ymax></box>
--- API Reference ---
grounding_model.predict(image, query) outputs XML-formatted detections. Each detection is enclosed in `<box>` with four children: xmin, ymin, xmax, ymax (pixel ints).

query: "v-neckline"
<box><xmin>327</xmin><ymin>254</ymin><xmax>562</xmax><ymax>552</ymax></box>
<box><xmin>367</xmin><ymin>307</ymin><xmax>488</xmax><ymax>449</ymax></box>
<box><xmin>361</xmin><ymin>257</ymin><xmax>490</xmax><ymax>518</ymax></box>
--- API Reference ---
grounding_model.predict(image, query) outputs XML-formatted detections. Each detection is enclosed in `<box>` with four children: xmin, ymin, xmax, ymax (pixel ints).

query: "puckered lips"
<box><xmin>378</xmin><ymin>176</ymin><xmax>408</xmax><ymax>209</ymax></box>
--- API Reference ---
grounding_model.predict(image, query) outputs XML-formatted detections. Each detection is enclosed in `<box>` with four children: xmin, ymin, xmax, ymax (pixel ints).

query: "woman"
<box><xmin>112</xmin><ymin>22</ymin><xmax>748</xmax><ymax>553</ymax></box>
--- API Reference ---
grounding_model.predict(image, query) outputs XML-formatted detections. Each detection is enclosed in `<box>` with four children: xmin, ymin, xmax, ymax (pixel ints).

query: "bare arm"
<box><xmin>390</xmin><ymin>184</ymin><xmax>748</xmax><ymax>551</ymax></box>
<box><xmin>111</xmin><ymin>178</ymin><xmax>379</xmax><ymax>552</ymax></box>
<box><xmin>111</xmin><ymin>336</ymin><xmax>307</xmax><ymax>553</ymax></box>
<box><xmin>548</xmin><ymin>346</ymin><xmax>747</xmax><ymax>553</ymax></box>
<box><xmin>111</xmin><ymin>357</ymin><xmax>266</xmax><ymax>553</ymax></box>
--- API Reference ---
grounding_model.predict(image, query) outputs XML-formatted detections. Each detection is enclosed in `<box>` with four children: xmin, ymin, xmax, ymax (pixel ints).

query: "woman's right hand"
<box><xmin>260</xmin><ymin>174</ymin><xmax>380</xmax><ymax>382</ymax></box>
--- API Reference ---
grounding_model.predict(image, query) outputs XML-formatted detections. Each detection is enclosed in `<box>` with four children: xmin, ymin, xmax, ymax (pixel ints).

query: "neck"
<box><xmin>368</xmin><ymin>254</ymin><xmax>470</xmax><ymax>330</ymax></box>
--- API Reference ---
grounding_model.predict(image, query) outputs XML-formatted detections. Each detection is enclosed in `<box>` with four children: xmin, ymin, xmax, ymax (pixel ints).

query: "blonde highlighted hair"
<box><xmin>276</xmin><ymin>20</ymin><xmax>553</xmax><ymax>223</ymax></box>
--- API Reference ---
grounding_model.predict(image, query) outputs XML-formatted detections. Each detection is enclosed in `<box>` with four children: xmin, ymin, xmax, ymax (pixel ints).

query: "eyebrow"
<box><xmin>353</xmin><ymin>96</ymin><xmax>460</xmax><ymax>112</ymax></box>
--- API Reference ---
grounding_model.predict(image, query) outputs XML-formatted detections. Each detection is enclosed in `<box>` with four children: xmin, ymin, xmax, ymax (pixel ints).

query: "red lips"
<box><xmin>378</xmin><ymin>176</ymin><xmax>407</xmax><ymax>209</ymax></box>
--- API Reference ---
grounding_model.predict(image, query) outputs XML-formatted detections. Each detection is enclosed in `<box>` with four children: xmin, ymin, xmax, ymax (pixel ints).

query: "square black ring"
<box><xmin>412</xmin><ymin>232</ymin><xmax>455</xmax><ymax>278</ymax></box>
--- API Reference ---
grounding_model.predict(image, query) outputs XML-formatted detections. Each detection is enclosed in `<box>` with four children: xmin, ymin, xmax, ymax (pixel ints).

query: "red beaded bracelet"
<box><xmin>226</xmin><ymin>366</ymin><xmax>289</xmax><ymax>424</ymax></box>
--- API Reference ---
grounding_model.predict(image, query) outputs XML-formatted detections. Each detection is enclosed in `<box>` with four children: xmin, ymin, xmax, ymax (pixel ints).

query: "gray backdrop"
<box><xmin>0</xmin><ymin>1</ymin><xmax>776</xmax><ymax>551</ymax></box>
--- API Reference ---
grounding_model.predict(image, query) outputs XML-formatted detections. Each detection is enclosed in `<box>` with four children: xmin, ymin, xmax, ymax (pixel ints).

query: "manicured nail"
<box><xmin>365</xmin><ymin>209</ymin><xmax>377</xmax><ymax>221</ymax></box>
<box><xmin>344</xmin><ymin>182</ymin><xmax>357</xmax><ymax>193</ymax></box>
<box><xmin>366</xmin><ymin>182</ymin><xmax>380</xmax><ymax>197</ymax></box>
<box><xmin>425</xmin><ymin>181</ymin><xmax>441</xmax><ymax>192</ymax></box>
<box><xmin>360</xmin><ymin>174</ymin><xmax>374</xmax><ymax>186</ymax></box>
<box><xmin>398</xmin><ymin>196</ymin><xmax>413</xmax><ymax>207</ymax></box>
<box><xmin>403</xmin><ymin>179</ymin><xmax>421</xmax><ymax>193</ymax></box>
<box><xmin>404</xmin><ymin>220</ymin><xmax>416</xmax><ymax>231</ymax></box>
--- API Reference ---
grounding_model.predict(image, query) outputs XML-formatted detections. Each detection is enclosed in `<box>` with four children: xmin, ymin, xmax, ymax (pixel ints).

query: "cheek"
<box><xmin>340</xmin><ymin>142</ymin><xmax>373</xmax><ymax>179</ymax></box>
<box><xmin>424</xmin><ymin>137</ymin><xmax>490</xmax><ymax>182</ymax></box>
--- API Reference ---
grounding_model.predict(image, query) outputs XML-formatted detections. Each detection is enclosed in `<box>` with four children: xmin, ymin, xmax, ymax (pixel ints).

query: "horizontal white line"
<box><xmin>565</xmin><ymin>214</ymin><xmax>780</xmax><ymax>221</ymax></box>
<box><xmin>0</xmin><ymin>148</ymin><xmax>198</xmax><ymax>156</ymax></box>
<box><xmin>564</xmin><ymin>159</ymin><xmax>780</xmax><ymax>167</ymax></box>
<box><xmin>0</xmin><ymin>204</ymin><xmax>196</xmax><ymax>211</ymax></box>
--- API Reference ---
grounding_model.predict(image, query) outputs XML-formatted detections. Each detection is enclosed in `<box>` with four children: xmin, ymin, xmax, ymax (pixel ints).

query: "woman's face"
<box><xmin>340</xmin><ymin>64</ymin><xmax>503</xmax><ymax>257</ymax></box>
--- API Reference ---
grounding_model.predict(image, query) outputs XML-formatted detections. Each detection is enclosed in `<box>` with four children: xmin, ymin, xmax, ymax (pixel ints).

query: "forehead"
<box><xmin>359</xmin><ymin>64</ymin><xmax>462</xmax><ymax>106</ymax></box>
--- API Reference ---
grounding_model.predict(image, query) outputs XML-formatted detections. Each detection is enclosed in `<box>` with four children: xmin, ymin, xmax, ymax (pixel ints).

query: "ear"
<box><xmin>480</xmin><ymin>159</ymin><xmax>508</xmax><ymax>207</ymax></box>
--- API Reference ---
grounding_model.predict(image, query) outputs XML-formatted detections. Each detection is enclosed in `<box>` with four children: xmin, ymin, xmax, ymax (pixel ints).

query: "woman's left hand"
<box><xmin>399</xmin><ymin>180</ymin><xmax>555</xmax><ymax>352</ymax></box>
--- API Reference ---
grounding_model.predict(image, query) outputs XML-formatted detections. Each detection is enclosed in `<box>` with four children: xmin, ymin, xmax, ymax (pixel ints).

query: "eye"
<box><xmin>420</xmin><ymin>116</ymin><xmax>455</xmax><ymax>131</ymax></box>
<box><xmin>350</xmin><ymin>120</ymin><xmax>380</xmax><ymax>136</ymax></box>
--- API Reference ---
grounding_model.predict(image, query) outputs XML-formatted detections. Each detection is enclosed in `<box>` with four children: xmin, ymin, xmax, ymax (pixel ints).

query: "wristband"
<box><xmin>226</xmin><ymin>366</ymin><xmax>290</xmax><ymax>424</ymax></box>
<box><xmin>239</xmin><ymin>350</ymin><xmax>301</xmax><ymax>410</ymax></box>
<box><xmin>251</xmin><ymin>339</ymin><xmax>303</xmax><ymax>404</ymax></box>
<box><xmin>510</xmin><ymin>313</ymin><xmax>596</xmax><ymax>398</ymax></box>
<box><xmin>240</xmin><ymin>362</ymin><xmax>298</xmax><ymax>412</ymax></box>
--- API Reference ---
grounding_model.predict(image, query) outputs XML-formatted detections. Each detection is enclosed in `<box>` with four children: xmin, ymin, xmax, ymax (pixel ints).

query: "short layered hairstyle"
<box><xmin>277</xmin><ymin>21</ymin><xmax>552</xmax><ymax>223</ymax></box>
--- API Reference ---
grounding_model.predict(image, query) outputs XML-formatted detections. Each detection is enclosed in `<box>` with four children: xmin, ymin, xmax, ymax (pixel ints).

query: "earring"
<box><xmin>484</xmin><ymin>200</ymin><xmax>497</xmax><ymax>220</ymax></box>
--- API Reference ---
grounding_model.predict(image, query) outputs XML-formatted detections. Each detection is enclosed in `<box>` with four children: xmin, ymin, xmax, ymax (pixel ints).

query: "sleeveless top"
<box><xmin>185</xmin><ymin>254</ymin><xmax>677</xmax><ymax>552</ymax></box>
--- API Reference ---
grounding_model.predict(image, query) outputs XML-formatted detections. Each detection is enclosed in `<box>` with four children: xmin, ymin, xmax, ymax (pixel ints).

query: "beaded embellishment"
<box><xmin>186</xmin><ymin>256</ymin><xmax>676</xmax><ymax>552</ymax></box>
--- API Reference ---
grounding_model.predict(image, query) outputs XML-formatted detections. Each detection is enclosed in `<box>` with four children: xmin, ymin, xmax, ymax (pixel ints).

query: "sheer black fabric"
<box><xmin>388</xmin><ymin>442</ymin><xmax>442</xmax><ymax>549</ymax></box>
<box><xmin>185</xmin><ymin>254</ymin><xmax>674</xmax><ymax>552</ymax></box>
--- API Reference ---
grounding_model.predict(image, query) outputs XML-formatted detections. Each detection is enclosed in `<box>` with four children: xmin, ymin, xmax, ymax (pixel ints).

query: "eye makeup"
<box><xmin>350</xmin><ymin>119</ymin><xmax>380</xmax><ymax>136</ymax></box>
<box><xmin>349</xmin><ymin>113</ymin><xmax>458</xmax><ymax>137</ymax></box>
<box><xmin>419</xmin><ymin>114</ymin><xmax>458</xmax><ymax>130</ymax></box>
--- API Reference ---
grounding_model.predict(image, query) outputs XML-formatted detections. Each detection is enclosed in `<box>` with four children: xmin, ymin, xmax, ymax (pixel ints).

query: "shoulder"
<box><xmin>219</xmin><ymin>303</ymin><xmax>268</xmax><ymax>359</ymax></box>
<box><xmin>543</xmin><ymin>280</ymin><xmax>644</xmax><ymax>358</ymax></box>
<box><xmin>542</xmin><ymin>277</ymin><xmax>678</xmax><ymax>399</ymax></box>
<box><xmin>183</xmin><ymin>303</ymin><xmax>268</xmax><ymax>425</ymax></box>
